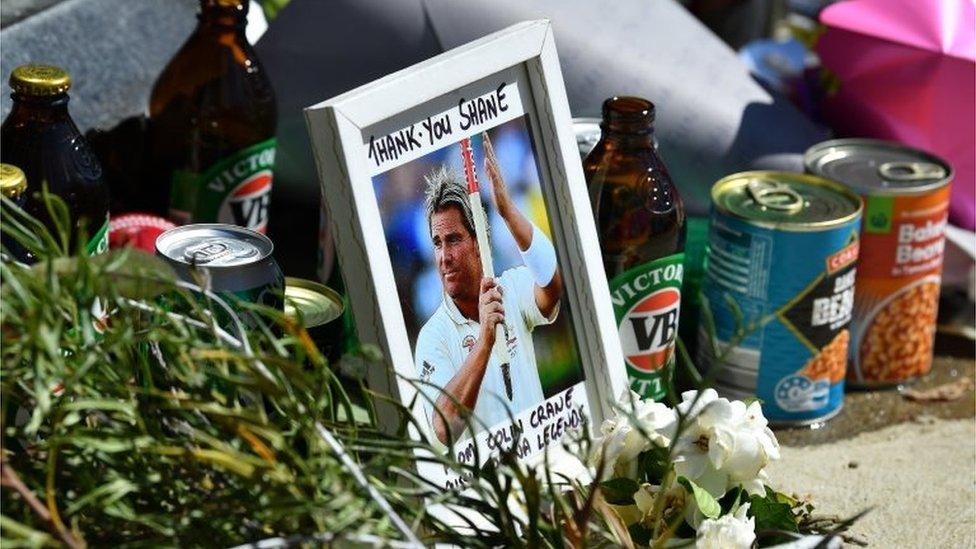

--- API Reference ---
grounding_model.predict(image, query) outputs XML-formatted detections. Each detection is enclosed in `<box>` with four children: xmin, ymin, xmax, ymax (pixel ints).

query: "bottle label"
<box><xmin>169</xmin><ymin>138</ymin><xmax>276</xmax><ymax>233</ymax></box>
<box><xmin>609</xmin><ymin>253</ymin><xmax>684</xmax><ymax>400</ymax></box>
<box><xmin>85</xmin><ymin>217</ymin><xmax>110</xmax><ymax>256</ymax></box>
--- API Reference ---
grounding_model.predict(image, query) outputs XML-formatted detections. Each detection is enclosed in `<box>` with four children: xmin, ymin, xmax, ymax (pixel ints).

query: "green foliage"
<box><xmin>749</xmin><ymin>488</ymin><xmax>800</xmax><ymax>532</ymax></box>
<box><xmin>1</xmin><ymin>198</ymin><xmax>409</xmax><ymax>546</ymax></box>
<box><xmin>677</xmin><ymin>477</ymin><xmax>721</xmax><ymax>520</ymax></box>
<box><xmin>256</xmin><ymin>0</ymin><xmax>291</xmax><ymax>20</ymax></box>
<box><xmin>628</xmin><ymin>523</ymin><xmax>653</xmax><ymax>546</ymax></box>
<box><xmin>637</xmin><ymin>445</ymin><xmax>670</xmax><ymax>484</ymax></box>
<box><xmin>0</xmin><ymin>194</ymin><xmax>630</xmax><ymax>547</ymax></box>
<box><xmin>600</xmin><ymin>478</ymin><xmax>639</xmax><ymax>505</ymax></box>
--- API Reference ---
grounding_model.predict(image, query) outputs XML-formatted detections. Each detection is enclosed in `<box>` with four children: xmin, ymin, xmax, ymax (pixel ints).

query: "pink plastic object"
<box><xmin>817</xmin><ymin>0</ymin><xmax>976</xmax><ymax>229</ymax></box>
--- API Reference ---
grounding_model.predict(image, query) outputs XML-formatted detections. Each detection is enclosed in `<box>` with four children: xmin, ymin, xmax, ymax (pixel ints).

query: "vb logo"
<box><xmin>619</xmin><ymin>287</ymin><xmax>681</xmax><ymax>372</ymax></box>
<box><xmin>221</xmin><ymin>170</ymin><xmax>272</xmax><ymax>233</ymax></box>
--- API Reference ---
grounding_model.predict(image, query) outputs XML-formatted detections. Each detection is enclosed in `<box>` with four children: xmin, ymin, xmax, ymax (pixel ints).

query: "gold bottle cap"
<box><xmin>9</xmin><ymin>64</ymin><xmax>71</xmax><ymax>97</ymax></box>
<box><xmin>0</xmin><ymin>164</ymin><xmax>28</xmax><ymax>199</ymax></box>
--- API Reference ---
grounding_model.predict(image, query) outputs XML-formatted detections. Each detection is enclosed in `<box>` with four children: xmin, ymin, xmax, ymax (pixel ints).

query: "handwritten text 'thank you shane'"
<box><xmin>367</xmin><ymin>82</ymin><xmax>510</xmax><ymax>169</ymax></box>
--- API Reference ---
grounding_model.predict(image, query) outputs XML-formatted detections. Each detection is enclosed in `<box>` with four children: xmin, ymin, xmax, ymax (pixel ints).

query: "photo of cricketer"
<box><xmin>416</xmin><ymin>134</ymin><xmax>562</xmax><ymax>444</ymax></box>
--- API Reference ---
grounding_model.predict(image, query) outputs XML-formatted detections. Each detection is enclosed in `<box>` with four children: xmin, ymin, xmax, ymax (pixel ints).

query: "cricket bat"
<box><xmin>460</xmin><ymin>135</ymin><xmax>513</xmax><ymax>401</ymax></box>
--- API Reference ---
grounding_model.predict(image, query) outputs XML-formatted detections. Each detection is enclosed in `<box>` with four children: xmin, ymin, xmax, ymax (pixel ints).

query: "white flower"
<box><xmin>696</xmin><ymin>503</ymin><xmax>755</xmax><ymax>549</ymax></box>
<box><xmin>544</xmin><ymin>441</ymin><xmax>594</xmax><ymax>485</ymax></box>
<box><xmin>673</xmin><ymin>389</ymin><xmax>780</xmax><ymax>499</ymax></box>
<box><xmin>591</xmin><ymin>391</ymin><xmax>677</xmax><ymax>476</ymax></box>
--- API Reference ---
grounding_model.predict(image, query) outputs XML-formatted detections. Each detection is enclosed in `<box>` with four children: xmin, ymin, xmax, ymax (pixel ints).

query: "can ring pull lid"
<box><xmin>878</xmin><ymin>161</ymin><xmax>946</xmax><ymax>182</ymax></box>
<box><xmin>183</xmin><ymin>238</ymin><xmax>259</xmax><ymax>265</ymax></box>
<box><xmin>747</xmin><ymin>178</ymin><xmax>804</xmax><ymax>213</ymax></box>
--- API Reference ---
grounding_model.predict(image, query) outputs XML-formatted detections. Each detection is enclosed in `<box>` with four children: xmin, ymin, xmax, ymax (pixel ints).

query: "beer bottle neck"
<box><xmin>599</xmin><ymin>96</ymin><xmax>657</xmax><ymax>148</ymax></box>
<box><xmin>198</xmin><ymin>0</ymin><xmax>247</xmax><ymax>29</ymax></box>
<box><xmin>8</xmin><ymin>94</ymin><xmax>71</xmax><ymax>123</ymax></box>
<box><xmin>600</xmin><ymin>128</ymin><xmax>656</xmax><ymax>149</ymax></box>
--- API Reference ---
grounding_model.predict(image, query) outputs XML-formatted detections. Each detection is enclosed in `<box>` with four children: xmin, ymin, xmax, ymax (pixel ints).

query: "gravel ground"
<box><xmin>767</xmin><ymin>417</ymin><xmax>976</xmax><ymax>547</ymax></box>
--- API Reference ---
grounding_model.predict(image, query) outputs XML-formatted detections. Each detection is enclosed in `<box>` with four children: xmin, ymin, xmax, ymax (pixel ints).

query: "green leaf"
<box><xmin>600</xmin><ymin>478</ymin><xmax>640</xmax><ymax>505</ymax></box>
<box><xmin>62</xmin><ymin>398</ymin><xmax>137</xmax><ymax>416</ymax></box>
<box><xmin>64</xmin><ymin>436</ymin><xmax>145</xmax><ymax>453</ymax></box>
<box><xmin>773</xmin><ymin>490</ymin><xmax>800</xmax><ymax>507</ymax></box>
<box><xmin>628</xmin><ymin>523</ymin><xmax>653</xmax><ymax>546</ymax></box>
<box><xmin>719</xmin><ymin>485</ymin><xmax>745</xmax><ymax>514</ymax></box>
<box><xmin>65</xmin><ymin>478</ymin><xmax>138</xmax><ymax>515</ymax></box>
<box><xmin>748</xmin><ymin>489</ymin><xmax>799</xmax><ymax>533</ymax></box>
<box><xmin>0</xmin><ymin>514</ymin><xmax>56</xmax><ymax>546</ymax></box>
<box><xmin>638</xmin><ymin>445</ymin><xmax>670</xmax><ymax>483</ymax></box>
<box><xmin>677</xmin><ymin>476</ymin><xmax>721</xmax><ymax>519</ymax></box>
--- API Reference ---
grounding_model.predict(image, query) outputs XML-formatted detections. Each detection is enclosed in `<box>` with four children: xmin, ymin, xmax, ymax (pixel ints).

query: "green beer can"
<box><xmin>155</xmin><ymin>224</ymin><xmax>284</xmax><ymax>315</ymax></box>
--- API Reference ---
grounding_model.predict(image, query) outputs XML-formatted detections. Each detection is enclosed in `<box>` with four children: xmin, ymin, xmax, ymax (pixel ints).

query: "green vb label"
<box><xmin>609</xmin><ymin>253</ymin><xmax>684</xmax><ymax>400</ymax></box>
<box><xmin>169</xmin><ymin>138</ymin><xmax>276</xmax><ymax>233</ymax></box>
<box><xmin>85</xmin><ymin>217</ymin><xmax>109</xmax><ymax>256</ymax></box>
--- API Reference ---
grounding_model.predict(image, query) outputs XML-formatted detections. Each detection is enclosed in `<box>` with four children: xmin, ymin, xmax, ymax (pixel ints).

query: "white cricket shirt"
<box><xmin>415</xmin><ymin>266</ymin><xmax>558</xmax><ymax>435</ymax></box>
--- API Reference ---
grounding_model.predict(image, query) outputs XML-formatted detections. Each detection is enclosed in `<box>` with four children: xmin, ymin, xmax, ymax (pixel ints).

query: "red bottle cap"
<box><xmin>109</xmin><ymin>213</ymin><xmax>176</xmax><ymax>253</ymax></box>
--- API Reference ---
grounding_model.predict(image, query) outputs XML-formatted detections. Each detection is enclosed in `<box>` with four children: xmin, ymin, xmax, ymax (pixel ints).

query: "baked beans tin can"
<box><xmin>698</xmin><ymin>171</ymin><xmax>862</xmax><ymax>424</ymax></box>
<box><xmin>284</xmin><ymin>276</ymin><xmax>345</xmax><ymax>361</ymax></box>
<box><xmin>805</xmin><ymin>139</ymin><xmax>952</xmax><ymax>387</ymax></box>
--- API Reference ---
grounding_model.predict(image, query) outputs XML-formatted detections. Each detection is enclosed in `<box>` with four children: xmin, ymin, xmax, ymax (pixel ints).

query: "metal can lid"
<box><xmin>9</xmin><ymin>64</ymin><xmax>71</xmax><ymax>97</ymax></box>
<box><xmin>0</xmin><ymin>163</ymin><xmax>27</xmax><ymax>198</ymax></box>
<box><xmin>712</xmin><ymin>171</ymin><xmax>862</xmax><ymax>230</ymax></box>
<box><xmin>284</xmin><ymin>277</ymin><xmax>343</xmax><ymax>328</ymax></box>
<box><xmin>804</xmin><ymin>138</ymin><xmax>952</xmax><ymax>195</ymax></box>
<box><xmin>155</xmin><ymin>223</ymin><xmax>273</xmax><ymax>268</ymax></box>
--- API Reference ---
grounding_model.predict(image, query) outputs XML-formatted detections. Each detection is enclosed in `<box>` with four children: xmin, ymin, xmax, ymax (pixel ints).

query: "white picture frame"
<box><xmin>304</xmin><ymin>20</ymin><xmax>626</xmax><ymax>489</ymax></box>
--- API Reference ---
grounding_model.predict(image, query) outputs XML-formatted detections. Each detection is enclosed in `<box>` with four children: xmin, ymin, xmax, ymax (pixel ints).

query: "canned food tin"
<box><xmin>156</xmin><ymin>223</ymin><xmax>284</xmax><ymax>312</ymax></box>
<box><xmin>284</xmin><ymin>277</ymin><xmax>344</xmax><ymax>360</ymax></box>
<box><xmin>285</xmin><ymin>277</ymin><xmax>343</xmax><ymax>328</ymax></box>
<box><xmin>698</xmin><ymin>171</ymin><xmax>862</xmax><ymax>425</ymax></box>
<box><xmin>805</xmin><ymin>139</ymin><xmax>952</xmax><ymax>387</ymax></box>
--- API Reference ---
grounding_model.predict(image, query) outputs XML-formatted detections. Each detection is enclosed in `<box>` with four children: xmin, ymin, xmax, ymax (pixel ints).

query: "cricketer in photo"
<box><xmin>415</xmin><ymin>133</ymin><xmax>563</xmax><ymax>445</ymax></box>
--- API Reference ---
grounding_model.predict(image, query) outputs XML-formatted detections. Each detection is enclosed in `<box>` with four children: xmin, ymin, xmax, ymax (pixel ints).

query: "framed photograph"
<box><xmin>305</xmin><ymin>20</ymin><xmax>626</xmax><ymax>489</ymax></box>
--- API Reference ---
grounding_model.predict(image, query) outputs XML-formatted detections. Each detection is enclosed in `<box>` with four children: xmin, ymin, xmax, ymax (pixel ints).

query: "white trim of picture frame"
<box><xmin>304</xmin><ymin>20</ymin><xmax>627</xmax><ymax>481</ymax></box>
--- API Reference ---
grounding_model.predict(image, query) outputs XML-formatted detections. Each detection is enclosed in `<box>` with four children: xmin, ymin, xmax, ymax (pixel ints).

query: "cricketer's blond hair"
<box><xmin>423</xmin><ymin>165</ymin><xmax>489</xmax><ymax>244</ymax></box>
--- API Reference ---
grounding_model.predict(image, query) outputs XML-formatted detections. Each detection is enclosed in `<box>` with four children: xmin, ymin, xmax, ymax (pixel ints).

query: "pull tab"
<box><xmin>184</xmin><ymin>239</ymin><xmax>230</xmax><ymax>264</ymax></box>
<box><xmin>878</xmin><ymin>161</ymin><xmax>946</xmax><ymax>182</ymax></box>
<box><xmin>746</xmin><ymin>179</ymin><xmax>804</xmax><ymax>213</ymax></box>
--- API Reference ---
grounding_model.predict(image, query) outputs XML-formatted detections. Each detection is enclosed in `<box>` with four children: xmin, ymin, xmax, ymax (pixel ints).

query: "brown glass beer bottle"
<box><xmin>149</xmin><ymin>0</ymin><xmax>277</xmax><ymax>233</ymax></box>
<box><xmin>1</xmin><ymin>65</ymin><xmax>111</xmax><ymax>262</ymax></box>
<box><xmin>1</xmin><ymin>163</ymin><xmax>29</xmax><ymax>261</ymax></box>
<box><xmin>584</xmin><ymin>96</ymin><xmax>686</xmax><ymax>401</ymax></box>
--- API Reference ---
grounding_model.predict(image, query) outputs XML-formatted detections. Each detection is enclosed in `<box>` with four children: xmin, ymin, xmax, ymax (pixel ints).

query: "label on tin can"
<box><xmin>849</xmin><ymin>187</ymin><xmax>950</xmax><ymax>384</ymax></box>
<box><xmin>169</xmin><ymin>138</ymin><xmax>276</xmax><ymax>233</ymax></box>
<box><xmin>701</xmin><ymin>215</ymin><xmax>860</xmax><ymax>423</ymax></box>
<box><xmin>610</xmin><ymin>253</ymin><xmax>684</xmax><ymax>400</ymax></box>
